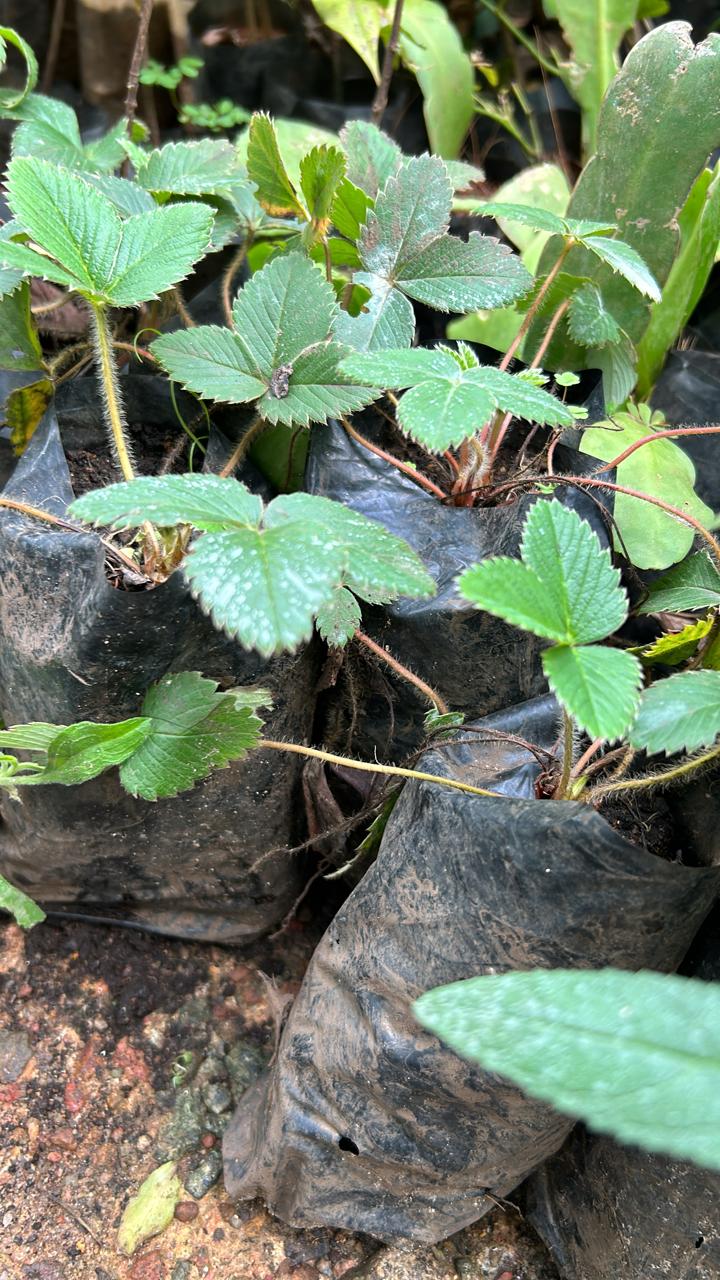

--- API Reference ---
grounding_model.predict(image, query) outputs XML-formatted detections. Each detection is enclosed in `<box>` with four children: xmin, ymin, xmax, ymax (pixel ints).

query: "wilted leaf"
<box><xmin>118</xmin><ymin>1162</ymin><xmax>182</xmax><ymax>1256</ymax></box>
<box><xmin>7</xmin><ymin>377</ymin><xmax>52</xmax><ymax>455</ymax></box>
<box><xmin>0</xmin><ymin>875</ymin><xmax>45</xmax><ymax>928</ymax></box>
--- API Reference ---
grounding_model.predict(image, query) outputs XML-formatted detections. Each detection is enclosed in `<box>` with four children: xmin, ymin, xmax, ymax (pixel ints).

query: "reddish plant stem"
<box><xmin>485</xmin><ymin>295</ymin><xmax>572</xmax><ymax>475</ymax></box>
<box><xmin>341</xmin><ymin>417</ymin><xmax>447</xmax><ymax>500</ymax></box>
<box><xmin>355</xmin><ymin>629</ymin><xmax>449</xmax><ymax>715</ymax></box>
<box><xmin>122</xmin><ymin>0</ymin><xmax>154</xmax><ymax>175</ymax></box>
<box><xmin>590</xmin><ymin>423</ymin><xmax>720</xmax><ymax>475</ymax></box>
<box><xmin>371</xmin><ymin>0</ymin><xmax>405</xmax><ymax>126</ymax></box>
<box><xmin>499</xmin><ymin>240</ymin><xmax>572</xmax><ymax>372</ymax></box>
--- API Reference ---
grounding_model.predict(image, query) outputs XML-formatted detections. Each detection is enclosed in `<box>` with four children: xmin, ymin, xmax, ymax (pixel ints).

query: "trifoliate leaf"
<box><xmin>341</xmin><ymin>120</ymin><xmax>403</xmax><ymax>198</ymax></box>
<box><xmin>136</xmin><ymin>138</ymin><xmax>245</xmax><ymax>196</ymax></box>
<box><xmin>543</xmin><ymin>643</ymin><xmax>642</xmax><ymax>740</ymax></box>
<box><xmin>568</xmin><ymin>283</ymin><xmax>622</xmax><ymax>348</ymax></box>
<box><xmin>153</xmin><ymin>254</ymin><xmax>378</xmax><ymax>425</ymax></box>
<box><xmin>397</xmin><ymin>231</ymin><xmax>533</xmax><ymax>312</ymax></box>
<box><xmin>185</xmin><ymin>523</ymin><xmax>346</xmax><ymax>655</ymax></box>
<box><xmin>0</xmin><ymin>876</ymin><xmax>44</xmax><ymax>928</ymax></box>
<box><xmin>266</xmin><ymin>491</ymin><xmax>435</xmax><ymax>604</ymax></box>
<box><xmin>316</xmin><ymin>586</ymin><xmax>362</xmax><ymax>648</ymax></box>
<box><xmin>629</xmin><ymin>669</ymin><xmax>720</xmax><ymax>755</ymax></box>
<box><xmin>582</xmin><ymin>235</ymin><xmax>662</xmax><ymax>301</ymax></box>
<box><xmin>120</xmin><ymin>672</ymin><xmax>270</xmax><ymax>800</ymax></box>
<box><xmin>640</xmin><ymin>617</ymin><xmax>714</xmax><ymax>666</ymax></box>
<box><xmin>7</xmin><ymin>93</ymin><xmax>83</xmax><ymax>165</ymax></box>
<box><xmin>3</xmin><ymin>156</ymin><xmax>213</xmax><ymax>306</ymax></box>
<box><xmin>459</xmin><ymin>499</ymin><xmax>628</xmax><ymax>646</ymax></box>
<box><xmin>638</xmin><ymin>553</ymin><xmax>720</xmax><ymax>614</ymax></box>
<box><xmin>580</xmin><ymin>409</ymin><xmax>714</xmax><ymax>570</ymax></box>
<box><xmin>414</xmin><ymin>968</ymin><xmax>720</xmax><ymax>1173</ymax></box>
<box><xmin>300</xmin><ymin>144</ymin><xmax>347</xmax><ymax>233</ymax></box>
<box><xmin>246</xmin><ymin>112</ymin><xmax>308</xmax><ymax>218</ymax></box>
<box><xmin>70</xmin><ymin>474</ymin><xmax>263</xmax><ymax>532</ymax></box>
<box><xmin>118</xmin><ymin>1162</ymin><xmax>182</xmax><ymax>1256</ymax></box>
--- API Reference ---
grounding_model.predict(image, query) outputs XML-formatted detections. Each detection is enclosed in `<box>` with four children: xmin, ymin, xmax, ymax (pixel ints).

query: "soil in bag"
<box><xmin>306</xmin><ymin>417</ymin><xmax>611</xmax><ymax>761</ymax></box>
<box><xmin>0</xmin><ymin>406</ymin><xmax>318</xmax><ymax>943</ymax></box>
<box><xmin>524</xmin><ymin>907</ymin><xmax>720</xmax><ymax>1280</ymax></box>
<box><xmin>223</xmin><ymin>694</ymin><xmax>720</xmax><ymax>1243</ymax></box>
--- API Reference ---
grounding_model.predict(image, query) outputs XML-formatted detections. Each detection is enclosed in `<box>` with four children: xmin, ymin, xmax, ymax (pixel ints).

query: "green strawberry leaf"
<box><xmin>629</xmin><ymin>669</ymin><xmax>720</xmax><ymax>755</ymax></box>
<box><xmin>315</xmin><ymin>586</ymin><xmax>362</xmax><ymax>648</ymax></box>
<box><xmin>329</xmin><ymin>177</ymin><xmax>374</xmax><ymax>241</ymax></box>
<box><xmin>246</xmin><ymin>112</ymin><xmax>308</xmax><ymax>219</ymax></box>
<box><xmin>153</xmin><ymin>254</ymin><xmax>379</xmax><ymax>425</ymax></box>
<box><xmin>568</xmin><ymin>283</ymin><xmax>622</xmax><ymax>348</ymax></box>
<box><xmin>542</xmin><ymin>643</ymin><xmax>642</xmax><ymax>740</ymax></box>
<box><xmin>300</xmin><ymin>144</ymin><xmax>347</xmax><ymax>231</ymax></box>
<box><xmin>0</xmin><ymin>283</ymin><xmax>44</xmax><ymax>372</ymax></box>
<box><xmin>31</xmin><ymin>719</ymin><xmax>152</xmax><ymax>786</ymax></box>
<box><xmin>582</xmin><ymin>235</ymin><xmax>662</xmax><ymax>301</ymax></box>
<box><xmin>136</xmin><ymin>138</ymin><xmax>245</xmax><ymax>196</ymax></box>
<box><xmin>341</xmin><ymin>120</ymin><xmax>402</xmax><ymax>197</ymax></box>
<box><xmin>0</xmin><ymin>876</ymin><xmax>44</xmax><ymax>928</ymax></box>
<box><xmin>477</xmin><ymin>202</ymin><xmax>567</xmax><ymax>236</ymax></box>
<box><xmin>120</xmin><ymin>672</ymin><xmax>270</xmax><ymax>800</ymax></box>
<box><xmin>638</xmin><ymin>553</ymin><xmax>720</xmax><ymax>614</ymax></box>
<box><xmin>332</xmin><ymin>271</ymin><xmax>415</xmax><ymax>351</ymax></box>
<box><xmin>70</xmin><ymin>474</ymin><xmax>263</xmax><ymax>532</ymax></box>
<box><xmin>414</xmin><ymin>967</ymin><xmax>720</xmax><ymax>1173</ymax></box>
<box><xmin>459</xmin><ymin>556</ymin><xmax>568</xmax><ymax>641</ymax></box>
<box><xmin>639</xmin><ymin>617</ymin><xmax>713</xmax><ymax>666</ymax></box>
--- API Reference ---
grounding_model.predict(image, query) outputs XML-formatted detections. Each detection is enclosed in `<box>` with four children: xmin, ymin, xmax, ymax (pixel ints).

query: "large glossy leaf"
<box><xmin>580</xmin><ymin>408</ymin><xmax>714</xmax><ymax>569</ymax></box>
<box><xmin>544</xmin><ymin>0</ymin><xmax>639</xmax><ymax>155</ymax></box>
<box><xmin>311</xmin><ymin>0</ymin><xmax>388</xmax><ymax>83</ymax></box>
<box><xmin>629</xmin><ymin>669</ymin><xmax>720</xmax><ymax>755</ymax></box>
<box><xmin>544</xmin><ymin>23</ymin><xmax>720</xmax><ymax>354</ymax></box>
<box><xmin>120</xmin><ymin>672</ymin><xmax>269</xmax><ymax>800</ymax></box>
<box><xmin>0</xmin><ymin>876</ymin><xmax>44</xmax><ymax>928</ymax></box>
<box><xmin>542</xmin><ymin>643</ymin><xmax>642</xmax><ymax>740</ymax></box>
<box><xmin>637</xmin><ymin>163</ymin><xmax>720</xmax><ymax>397</ymax></box>
<box><xmin>414</xmin><ymin>967</ymin><xmax>720</xmax><ymax>1172</ymax></box>
<box><xmin>398</xmin><ymin>0</ymin><xmax>474</xmax><ymax>158</ymax></box>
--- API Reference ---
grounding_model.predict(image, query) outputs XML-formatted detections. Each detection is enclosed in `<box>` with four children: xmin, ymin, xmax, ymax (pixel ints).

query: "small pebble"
<box><xmin>184</xmin><ymin>1148</ymin><xmax>222</xmax><ymax>1199</ymax></box>
<box><xmin>200</xmin><ymin>1133</ymin><xmax>216</xmax><ymax>1149</ymax></box>
<box><xmin>171</xmin><ymin>1265</ymin><xmax>191</xmax><ymax>1280</ymax></box>
<box><xmin>174</xmin><ymin>1201</ymin><xmax>199</xmax><ymax>1223</ymax></box>
<box><xmin>202</xmin><ymin>1082</ymin><xmax>232</xmax><ymax>1115</ymax></box>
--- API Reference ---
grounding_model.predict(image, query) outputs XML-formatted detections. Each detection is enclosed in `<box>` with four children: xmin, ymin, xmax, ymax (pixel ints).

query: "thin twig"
<box><xmin>259</xmin><ymin>740</ymin><xmax>500</xmax><ymax>799</ymax></box>
<box><xmin>371</xmin><ymin>0</ymin><xmax>405</xmax><ymax>126</ymax></box>
<box><xmin>590</xmin><ymin>423</ymin><xmax>720</xmax><ymax>476</ymax></box>
<box><xmin>355</xmin><ymin>629</ymin><xmax>449</xmax><ymax>714</ymax></box>
<box><xmin>41</xmin><ymin>0</ymin><xmax>67</xmax><ymax>92</ymax></box>
<box><xmin>122</xmin><ymin>0</ymin><xmax>154</xmax><ymax>174</ymax></box>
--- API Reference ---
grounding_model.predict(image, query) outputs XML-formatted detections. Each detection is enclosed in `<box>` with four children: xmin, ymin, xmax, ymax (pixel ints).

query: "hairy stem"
<box><xmin>589</xmin><ymin>744</ymin><xmax>720</xmax><ymax>804</ymax></box>
<box><xmin>219</xmin><ymin>414</ymin><xmax>265</xmax><ymax>477</ymax></box>
<box><xmin>553</xmin><ymin>709</ymin><xmax>575</xmax><ymax>799</ymax></box>
<box><xmin>342</xmin><ymin>417</ymin><xmax>447</xmax><ymax>500</ymax></box>
<box><xmin>259</xmin><ymin>739</ymin><xmax>499</xmax><ymax>799</ymax></box>
<box><xmin>371</xmin><ymin>0</ymin><xmax>405</xmax><ymax>126</ymax></box>
<box><xmin>355</xmin><ymin>629</ymin><xmax>449</xmax><ymax>715</ymax></box>
<box><xmin>88</xmin><ymin>301</ymin><xmax>135</xmax><ymax>482</ymax></box>
<box><xmin>173</xmin><ymin>286</ymin><xmax>195</xmax><ymax>328</ymax></box>
<box><xmin>591</xmin><ymin>423</ymin><xmax>720</xmax><ymax>476</ymax></box>
<box><xmin>221</xmin><ymin>238</ymin><xmax>251</xmax><ymax>327</ymax></box>
<box><xmin>499</xmin><ymin>241</ymin><xmax>572</xmax><ymax>372</ymax></box>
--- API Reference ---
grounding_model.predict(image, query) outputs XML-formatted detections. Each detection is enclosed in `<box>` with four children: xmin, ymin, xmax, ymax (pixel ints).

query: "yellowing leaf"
<box><xmin>117</xmin><ymin>1161</ymin><xmax>181</xmax><ymax>1256</ymax></box>
<box><xmin>640</xmin><ymin>617</ymin><xmax>714</xmax><ymax>667</ymax></box>
<box><xmin>7</xmin><ymin>377</ymin><xmax>52</xmax><ymax>455</ymax></box>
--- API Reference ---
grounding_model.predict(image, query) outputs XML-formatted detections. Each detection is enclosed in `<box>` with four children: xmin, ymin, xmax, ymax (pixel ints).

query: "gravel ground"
<box><xmin>0</xmin><ymin>912</ymin><xmax>559</xmax><ymax>1280</ymax></box>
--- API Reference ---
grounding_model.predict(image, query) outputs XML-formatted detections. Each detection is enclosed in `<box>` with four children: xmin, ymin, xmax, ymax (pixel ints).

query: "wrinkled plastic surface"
<box><xmin>0</xmin><ymin>410</ymin><xmax>317</xmax><ymax>942</ymax></box>
<box><xmin>223</xmin><ymin>695</ymin><xmax>720</xmax><ymax>1241</ymax></box>
<box><xmin>525</xmin><ymin>911</ymin><xmax>720</xmax><ymax>1279</ymax></box>
<box><xmin>306</xmin><ymin>419</ymin><xmax>611</xmax><ymax>759</ymax></box>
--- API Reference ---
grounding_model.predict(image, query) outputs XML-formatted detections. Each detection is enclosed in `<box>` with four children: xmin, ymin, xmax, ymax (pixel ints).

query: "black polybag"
<box><xmin>0</xmin><ymin>410</ymin><xmax>318</xmax><ymax>942</ymax></box>
<box><xmin>223</xmin><ymin>695</ymin><xmax>720</xmax><ymax>1242</ymax></box>
<box><xmin>306</xmin><ymin>419</ymin><xmax>611</xmax><ymax>759</ymax></box>
<box><xmin>525</xmin><ymin>910</ymin><xmax>720</xmax><ymax>1279</ymax></box>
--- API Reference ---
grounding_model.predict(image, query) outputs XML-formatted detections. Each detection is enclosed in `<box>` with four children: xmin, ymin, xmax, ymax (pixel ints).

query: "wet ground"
<box><xmin>0</xmin><ymin>913</ymin><xmax>559</xmax><ymax>1280</ymax></box>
